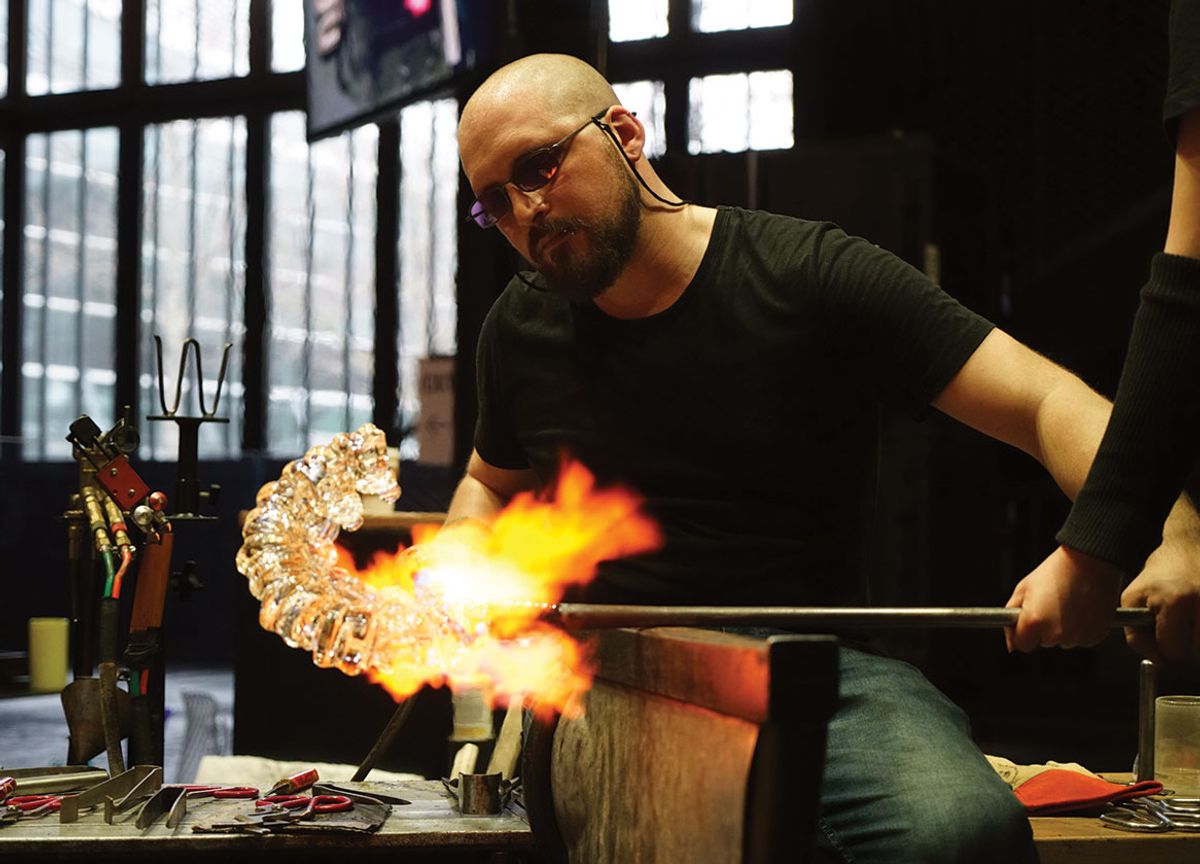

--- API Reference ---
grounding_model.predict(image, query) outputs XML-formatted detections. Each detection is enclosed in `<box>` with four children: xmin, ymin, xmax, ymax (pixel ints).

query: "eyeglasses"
<box><xmin>467</xmin><ymin>110</ymin><xmax>609</xmax><ymax>229</ymax></box>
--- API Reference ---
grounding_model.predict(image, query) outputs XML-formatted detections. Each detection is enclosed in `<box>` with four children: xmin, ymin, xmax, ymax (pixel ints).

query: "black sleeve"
<box><xmin>812</xmin><ymin>225</ymin><xmax>995</xmax><ymax>414</ymax></box>
<box><xmin>472</xmin><ymin>299</ymin><xmax>531</xmax><ymax>469</ymax></box>
<box><xmin>1057</xmin><ymin>253</ymin><xmax>1200</xmax><ymax>575</ymax></box>
<box><xmin>1165</xmin><ymin>0</ymin><xmax>1200</xmax><ymax>146</ymax></box>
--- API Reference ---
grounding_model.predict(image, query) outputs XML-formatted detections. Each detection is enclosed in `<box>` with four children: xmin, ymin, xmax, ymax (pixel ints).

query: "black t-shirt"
<box><xmin>474</xmin><ymin>207</ymin><xmax>993</xmax><ymax>606</ymax></box>
<box><xmin>1166</xmin><ymin>0</ymin><xmax>1200</xmax><ymax>144</ymax></box>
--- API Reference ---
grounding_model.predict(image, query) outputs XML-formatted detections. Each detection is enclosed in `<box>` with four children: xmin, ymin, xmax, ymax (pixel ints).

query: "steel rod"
<box><xmin>352</xmin><ymin>694</ymin><xmax>418</xmax><ymax>782</ymax></box>
<box><xmin>548</xmin><ymin>604</ymin><xmax>1155</xmax><ymax>631</ymax></box>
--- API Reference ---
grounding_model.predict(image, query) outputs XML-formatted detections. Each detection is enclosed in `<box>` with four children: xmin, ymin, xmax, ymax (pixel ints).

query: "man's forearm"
<box><xmin>446</xmin><ymin>472</ymin><xmax>510</xmax><ymax>525</ymax></box>
<box><xmin>1030</xmin><ymin>372</ymin><xmax>1113</xmax><ymax>501</ymax></box>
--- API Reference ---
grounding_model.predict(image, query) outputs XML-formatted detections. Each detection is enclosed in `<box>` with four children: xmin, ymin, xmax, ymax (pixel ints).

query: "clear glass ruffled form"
<box><xmin>234</xmin><ymin>423</ymin><xmax>460</xmax><ymax>677</ymax></box>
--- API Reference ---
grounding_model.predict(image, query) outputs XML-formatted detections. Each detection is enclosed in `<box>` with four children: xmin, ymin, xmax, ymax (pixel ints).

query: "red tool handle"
<box><xmin>266</xmin><ymin>768</ymin><xmax>319</xmax><ymax>796</ymax></box>
<box><xmin>6</xmin><ymin>795</ymin><xmax>63</xmax><ymax>812</ymax></box>
<box><xmin>255</xmin><ymin>794</ymin><xmax>352</xmax><ymax>813</ymax></box>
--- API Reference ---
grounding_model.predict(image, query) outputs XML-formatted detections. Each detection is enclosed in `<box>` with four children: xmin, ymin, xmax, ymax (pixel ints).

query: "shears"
<box><xmin>171</xmin><ymin>784</ymin><xmax>258</xmax><ymax>800</ymax></box>
<box><xmin>225</xmin><ymin>793</ymin><xmax>355</xmax><ymax>830</ymax></box>
<box><xmin>1</xmin><ymin>794</ymin><xmax>67</xmax><ymax>825</ymax></box>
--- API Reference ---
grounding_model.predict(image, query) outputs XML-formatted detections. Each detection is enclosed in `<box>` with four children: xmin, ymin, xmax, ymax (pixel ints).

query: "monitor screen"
<box><xmin>304</xmin><ymin>0</ymin><xmax>479</xmax><ymax>141</ymax></box>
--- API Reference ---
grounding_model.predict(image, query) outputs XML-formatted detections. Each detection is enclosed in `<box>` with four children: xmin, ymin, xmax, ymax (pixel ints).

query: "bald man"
<box><xmin>450</xmin><ymin>54</ymin><xmax>1198</xmax><ymax>863</ymax></box>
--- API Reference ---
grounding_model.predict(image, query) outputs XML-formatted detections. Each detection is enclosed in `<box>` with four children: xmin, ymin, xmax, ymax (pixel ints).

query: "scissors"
<box><xmin>1</xmin><ymin>794</ymin><xmax>66</xmax><ymax>826</ymax></box>
<box><xmin>170</xmin><ymin>785</ymin><xmax>258</xmax><ymax>800</ymax></box>
<box><xmin>241</xmin><ymin>794</ymin><xmax>354</xmax><ymax>826</ymax></box>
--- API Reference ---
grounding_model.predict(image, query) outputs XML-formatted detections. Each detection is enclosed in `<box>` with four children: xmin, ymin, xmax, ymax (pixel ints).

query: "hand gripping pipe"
<box><xmin>236</xmin><ymin>424</ymin><xmax>465</xmax><ymax>677</ymax></box>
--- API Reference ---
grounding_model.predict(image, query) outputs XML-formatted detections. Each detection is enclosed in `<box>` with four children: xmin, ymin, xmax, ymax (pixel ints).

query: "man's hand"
<box><xmin>1122</xmin><ymin>538</ymin><xmax>1200</xmax><ymax>662</ymax></box>
<box><xmin>1005</xmin><ymin>546</ymin><xmax>1123</xmax><ymax>652</ymax></box>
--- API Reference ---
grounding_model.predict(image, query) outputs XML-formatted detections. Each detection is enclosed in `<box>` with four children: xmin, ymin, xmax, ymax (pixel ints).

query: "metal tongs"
<box><xmin>1101</xmin><ymin>796</ymin><xmax>1200</xmax><ymax>833</ymax></box>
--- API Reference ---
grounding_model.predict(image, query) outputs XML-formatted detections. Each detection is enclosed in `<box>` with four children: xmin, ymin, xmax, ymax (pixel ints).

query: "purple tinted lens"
<box><xmin>471</xmin><ymin>189</ymin><xmax>509</xmax><ymax>228</ymax></box>
<box><xmin>511</xmin><ymin>147</ymin><xmax>561</xmax><ymax>191</ymax></box>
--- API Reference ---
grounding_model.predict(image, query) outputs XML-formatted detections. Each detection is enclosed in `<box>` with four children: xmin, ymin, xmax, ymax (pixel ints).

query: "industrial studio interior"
<box><xmin>1</xmin><ymin>0</ymin><xmax>1198</xmax><ymax>861</ymax></box>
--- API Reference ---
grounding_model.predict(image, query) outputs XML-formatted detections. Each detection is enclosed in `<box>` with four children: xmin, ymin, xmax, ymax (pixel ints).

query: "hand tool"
<box><xmin>59</xmin><ymin>764</ymin><xmax>161</xmax><ymax>823</ymax></box>
<box><xmin>125</xmin><ymin>523</ymin><xmax>174</xmax><ymax>766</ymax></box>
<box><xmin>172</xmin><ymin>784</ymin><xmax>258</xmax><ymax>799</ymax></box>
<box><xmin>0</xmin><ymin>766</ymin><xmax>108</xmax><ymax>796</ymax></box>
<box><xmin>200</xmin><ymin>794</ymin><xmax>354</xmax><ymax>834</ymax></box>
<box><xmin>1102</xmin><ymin>796</ymin><xmax>1200</xmax><ymax>833</ymax></box>
<box><xmin>313</xmin><ymin>782</ymin><xmax>409</xmax><ymax>806</ymax></box>
<box><xmin>265</xmin><ymin>767</ymin><xmax>320</xmax><ymax>796</ymax></box>
<box><xmin>543</xmin><ymin>604</ymin><xmax>1155</xmax><ymax>631</ymax></box>
<box><xmin>134</xmin><ymin>784</ymin><xmax>186</xmax><ymax>829</ymax></box>
<box><xmin>104</xmin><ymin>765</ymin><xmax>165</xmax><ymax>824</ymax></box>
<box><xmin>152</xmin><ymin>785</ymin><xmax>258</xmax><ymax>830</ymax></box>
<box><xmin>352</xmin><ymin>694</ymin><xmax>418</xmax><ymax>781</ymax></box>
<box><xmin>0</xmin><ymin>794</ymin><xmax>67</xmax><ymax>826</ymax></box>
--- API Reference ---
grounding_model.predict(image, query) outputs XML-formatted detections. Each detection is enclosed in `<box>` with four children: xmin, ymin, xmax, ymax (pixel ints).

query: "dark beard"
<box><xmin>529</xmin><ymin>172</ymin><xmax>642</xmax><ymax>303</ymax></box>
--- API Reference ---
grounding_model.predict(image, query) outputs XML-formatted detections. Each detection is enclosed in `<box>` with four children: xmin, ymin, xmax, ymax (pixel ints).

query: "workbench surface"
<box><xmin>0</xmin><ymin>779</ymin><xmax>532</xmax><ymax>860</ymax></box>
<box><xmin>1032</xmin><ymin>815</ymin><xmax>1197</xmax><ymax>864</ymax></box>
<box><xmin>3</xmin><ymin>778</ymin><xmax>1195</xmax><ymax>863</ymax></box>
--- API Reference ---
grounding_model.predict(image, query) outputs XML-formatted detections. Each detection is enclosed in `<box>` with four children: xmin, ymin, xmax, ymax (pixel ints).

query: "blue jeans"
<box><xmin>814</xmin><ymin>646</ymin><xmax>1037</xmax><ymax>864</ymax></box>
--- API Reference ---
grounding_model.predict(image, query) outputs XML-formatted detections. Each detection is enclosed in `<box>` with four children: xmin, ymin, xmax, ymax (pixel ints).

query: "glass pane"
<box><xmin>688</xmin><ymin>70</ymin><xmax>793</xmax><ymax>155</ymax></box>
<box><xmin>608</xmin><ymin>0</ymin><xmax>667</xmax><ymax>42</ymax></box>
<box><xmin>1</xmin><ymin>0</ymin><xmax>8</xmax><ymax>99</ymax></box>
<box><xmin>27</xmin><ymin>0</ymin><xmax>121</xmax><ymax>95</ymax></box>
<box><xmin>396</xmin><ymin>98</ymin><xmax>458</xmax><ymax>460</ymax></box>
<box><xmin>692</xmin><ymin>0</ymin><xmax>792</xmax><ymax>33</ymax></box>
<box><xmin>145</xmin><ymin>0</ymin><xmax>249</xmax><ymax>85</ymax></box>
<box><xmin>23</xmin><ymin>129</ymin><xmax>119</xmax><ymax>460</ymax></box>
<box><xmin>613</xmin><ymin>80</ymin><xmax>666</xmax><ymax>158</ymax></box>
<box><xmin>272</xmin><ymin>0</ymin><xmax>305</xmax><ymax>72</ymax></box>
<box><xmin>0</xmin><ymin>150</ymin><xmax>4</xmax><ymax>418</ymax></box>
<box><xmin>268</xmin><ymin>111</ymin><xmax>377</xmax><ymax>457</ymax></box>
<box><xmin>140</xmin><ymin>118</ymin><xmax>247</xmax><ymax>461</ymax></box>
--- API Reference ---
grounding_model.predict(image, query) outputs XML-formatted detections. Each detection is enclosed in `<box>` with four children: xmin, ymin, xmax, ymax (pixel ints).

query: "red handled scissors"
<box><xmin>1</xmin><ymin>794</ymin><xmax>66</xmax><ymax>825</ymax></box>
<box><xmin>254</xmin><ymin>793</ymin><xmax>353</xmax><ymax>814</ymax></box>
<box><xmin>171</xmin><ymin>784</ymin><xmax>259</xmax><ymax>800</ymax></box>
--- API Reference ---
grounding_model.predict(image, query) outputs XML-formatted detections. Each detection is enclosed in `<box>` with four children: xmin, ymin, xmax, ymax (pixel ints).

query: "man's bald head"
<box><xmin>459</xmin><ymin>54</ymin><xmax>618</xmax><ymax>154</ymax></box>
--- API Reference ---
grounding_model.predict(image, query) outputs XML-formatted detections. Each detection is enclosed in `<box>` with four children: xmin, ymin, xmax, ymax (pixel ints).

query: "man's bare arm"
<box><xmin>446</xmin><ymin>449</ymin><xmax>539</xmax><ymax>525</ymax></box>
<box><xmin>931</xmin><ymin>328</ymin><xmax>1111</xmax><ymax>499</ymax></box>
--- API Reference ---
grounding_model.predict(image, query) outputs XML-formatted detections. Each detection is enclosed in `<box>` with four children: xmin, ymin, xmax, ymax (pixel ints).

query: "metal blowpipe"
<box><xmin>544</xmin><ymin>604</ymin><xmax>1155</xmax><ymax>632</ymax></box>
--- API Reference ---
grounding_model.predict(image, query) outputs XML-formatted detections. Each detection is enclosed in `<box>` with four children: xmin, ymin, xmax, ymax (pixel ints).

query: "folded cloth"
<box><xmin>1013</xmin><ymin>770</ymin><xmax>1163</xmax><ymax>816</ymax></box>
<box><xmin>985</xmin><ymin>755</ymin><xmax>1163</xmax><ymax>815</ymax></box>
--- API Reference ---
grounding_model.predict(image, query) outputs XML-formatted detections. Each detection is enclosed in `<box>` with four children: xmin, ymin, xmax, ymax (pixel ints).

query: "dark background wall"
<box><xmin>4</xmin><ymin>0</ymin><xmax>1192</xmax><ymax>773</ymax></box>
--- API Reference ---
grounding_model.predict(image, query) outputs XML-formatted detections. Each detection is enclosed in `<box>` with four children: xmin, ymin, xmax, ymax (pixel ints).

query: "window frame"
<box><xmin>605</xmin><ymin>0</ymin><xmax>800</xmax><ymax>155</ymax></box>
<box><xmin>0</xmin><ymin>0</ymin><xmax>402</xmax><ymax>460</ymax></box>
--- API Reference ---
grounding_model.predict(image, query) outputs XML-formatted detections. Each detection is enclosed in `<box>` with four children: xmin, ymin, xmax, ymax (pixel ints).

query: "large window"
<box><xmin>396</xmin><ymin>98</ymin><xmax>458</xmax><ymax>460</ymax></box>
<box><xmin>140</xmin><ymin>118</ymin><xmax>247</xmax><ymax>460</ymax></box>
<box><xmin>26</xmin><ymin>0</ymin><xmax>121</xmax><ymax>94</ymax></box>
<box><xmin>22</xmin><ymin>128</ymin><xmax>120</xmax><ymax>460</ymax></box>
<box><xmin>145</xmin><ymin>0</ymin><xmax>250</xmax><ymax>85</ymax></box>
<box><xmin>688</xmin><ymin>70</ymin><xmax>793</xmax><ymax>154</ymax></box>
<box><xmin>3</xmin><ymin>0</ymin><xmax>796</xmax><ymax>463</ymax></box>
<box><xmin>3</xmin><ymin>2</ymin><xmax>445</xmax><ymax>463</ymax></box>
<box><xmin>267</xmin><ymin>113</ymin><xmax>376</xmax><ymax>457</ymax></box>
<box><xmin>607</xmin><ymin>0</ymin><xmax>797</xmax><ymax>157</ymax></box>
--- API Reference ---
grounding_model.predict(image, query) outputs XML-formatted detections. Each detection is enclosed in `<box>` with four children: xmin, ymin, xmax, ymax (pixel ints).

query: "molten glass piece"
<box><xmin>236</xmin><ymin>423</ymin><xmax>661</xmax><ymax>714</ymax></box>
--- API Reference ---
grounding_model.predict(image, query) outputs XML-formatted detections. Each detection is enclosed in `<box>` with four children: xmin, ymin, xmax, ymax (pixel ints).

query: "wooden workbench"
<box><xmin>0</xmin><ymin>779</ymin><xmax>532</xmax><ymax>862</ymax></box>
<box><xmin>1031</xmin><ymin>814</ymin><xmax>1196</xmax><ymax>864</ymax></box>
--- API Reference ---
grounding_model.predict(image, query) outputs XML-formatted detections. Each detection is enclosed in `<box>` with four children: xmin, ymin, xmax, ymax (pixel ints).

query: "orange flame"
<box><xmin>344</xmin><ymin>459</ymin><xmax>660</xmax><ymax>716</ymax></box>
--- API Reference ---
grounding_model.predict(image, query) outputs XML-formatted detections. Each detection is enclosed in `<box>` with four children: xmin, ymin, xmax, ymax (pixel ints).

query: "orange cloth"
<box><xmin>1014</xmin><ymin>770</ymin><xmax>1163</xmax><ymax>815</ymax></box>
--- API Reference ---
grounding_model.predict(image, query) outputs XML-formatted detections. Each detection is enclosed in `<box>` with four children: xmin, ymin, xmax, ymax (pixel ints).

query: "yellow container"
<box><xmin>28</xmin><ymin>617</ymin><xmax>69</xmax><ymax>692</ymax></box>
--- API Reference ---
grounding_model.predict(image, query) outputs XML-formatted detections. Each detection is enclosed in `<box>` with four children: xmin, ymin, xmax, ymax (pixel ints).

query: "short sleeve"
<box><xmin>473</xmin><ymin>300</ymin><xmax>531</xmax><ymax>469</ymax></box>
<box><xmin>812</xmin><ymin>226</ymin><xmax>995</xmax><ymax>415</ymax></box>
